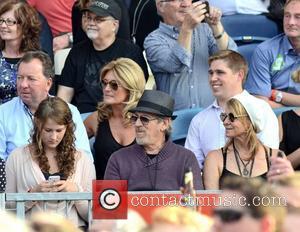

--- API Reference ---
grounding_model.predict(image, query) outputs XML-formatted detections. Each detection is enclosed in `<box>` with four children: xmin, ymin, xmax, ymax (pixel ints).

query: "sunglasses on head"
<box><xmin>129</xmin><ymin>114</ymin><xmax>160</xmax><ymax>126</ymax></box>
<box><xmin>220</xmin><ymin>112</ymin><xmax>248</xmax><ymax>123</ymax></box>
<box><xmin>101</xmin><ymin>80</ymin><xmax>120</xmax><ymax>91</ymax></box>
<box><xmin>213</xmin><ymin>209</ymin><xmax>246</xmax><ymax>223</ymax></box>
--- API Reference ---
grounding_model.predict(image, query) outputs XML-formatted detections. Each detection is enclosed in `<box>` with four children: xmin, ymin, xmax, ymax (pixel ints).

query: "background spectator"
<box><xmin>72</xmin><ymin>0</ymin><xmax>130</xmax><ymax>45</ymax></box>
<box><xmin>0</xmin><ymin>51</ymin><xmax>92</xmax><ymax>160</ymax></box>
<box><xmin>57</xmin><ymin>0</ymin><xmax>148</xmax><ymax>114</ymax></box>
<box><xmin>245</xmin><ymin>0</ymin><xmax>300</xmax><ymax>108</ymax></box>
<box><xmin>27</xmin><ymin>0</ymin><xmax>74</xmax><ymax>52</ymax></box>
<box><xmin>278</xmin><ymin>109</ymin><xmax>300</xmax><ymax>170</ymax></box>
<box><xmin>213</xmin><ymin>177</ymin><xmax>286</xmax><ymax>232</ymax></box>
<box><xmin>144</xmin><ymin>0</ymin><xmax>237</xmax><ymax>110</ymax></box>
<box><xmin>0</xmin><ymin>0</ymin><xmax>40</xmax><ymax>104</ymax></box>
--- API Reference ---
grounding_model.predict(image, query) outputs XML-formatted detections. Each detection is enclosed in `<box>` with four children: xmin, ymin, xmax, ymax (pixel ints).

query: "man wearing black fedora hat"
<box><xmin>104</xmin><ymin>90</ymin><xmax>203</xmax><ymax>191</ymax></box>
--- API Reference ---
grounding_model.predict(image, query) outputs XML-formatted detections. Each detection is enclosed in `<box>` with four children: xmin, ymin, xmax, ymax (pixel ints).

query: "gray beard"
<box><xmin>86</xmin><ymin>30</ymin><xmax>98</xmax><ymax>40</ymax></box>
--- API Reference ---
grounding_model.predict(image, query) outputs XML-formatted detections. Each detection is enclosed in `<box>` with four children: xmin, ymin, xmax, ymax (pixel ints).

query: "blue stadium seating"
<box><xmin>273</xmin><ymin>106</ymin><xmax>300</xmax><ymax>117</ymax></box>
<box><xmin>221</xmin><ymin>14</ymin><xmax>279</xmax><ymax>45</ymax></box>
<box><xmin>172</xmin><ymin>107</ymin><xmax>203</xmax><ymax>145</ymax></box>
<box><xmin>238</xmin><ymin>43</ymin><xmax>260</xmax><ymax>65</ymax></box>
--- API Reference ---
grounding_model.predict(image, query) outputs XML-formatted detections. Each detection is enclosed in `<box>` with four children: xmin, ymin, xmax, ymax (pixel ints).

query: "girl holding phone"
<box><xmin>6</xmin><ymin>97</ymin><xmax>95</xmax><ymax>227</ymax></box>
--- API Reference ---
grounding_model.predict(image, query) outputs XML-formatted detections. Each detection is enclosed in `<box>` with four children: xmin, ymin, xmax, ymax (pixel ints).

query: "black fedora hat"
<box><xmin>129</xmin><ymin>90</ymin><xmax>177</xmax><ymax>120</ymax></box>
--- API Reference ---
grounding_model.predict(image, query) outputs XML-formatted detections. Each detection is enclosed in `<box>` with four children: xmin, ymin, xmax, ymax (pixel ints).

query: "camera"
<box><xmin>192</xmin><ymin>0</ymin><xmax>210</xmax><ymax>15</ymax></box>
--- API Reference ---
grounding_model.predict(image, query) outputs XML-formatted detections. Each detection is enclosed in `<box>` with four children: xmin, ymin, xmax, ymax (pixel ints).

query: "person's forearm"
<box><xmin>281</xmin><ymin>91</ymin><xmax>300</xmax><ymax>106</ymax></box>
<box><xmin>211</xmin><ymin>23</ymin><xmax>228</xmax><ymax>50</ymax></box>
<box><xmin>254</xmin><ymin>95</ymin><xmax>284</xmax><ymax>108</ymax></box>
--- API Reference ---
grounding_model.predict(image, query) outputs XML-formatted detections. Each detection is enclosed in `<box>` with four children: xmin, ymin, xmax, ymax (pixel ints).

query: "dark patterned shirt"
<box><xmin>0</xmin><ymin>51</ymin><xmax>19</xmax><ymax>104</ymax></box>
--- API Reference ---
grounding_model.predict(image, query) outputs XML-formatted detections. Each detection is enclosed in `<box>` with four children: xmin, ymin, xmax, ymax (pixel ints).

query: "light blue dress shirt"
<box><xmin>144</xmin><ymin>22</ymin><xmax>237</xmax><ymax>110</ymax></box>
<box><xmin>245</xmin><ymin>34</ymin><xmax>300</xmax><ymax>97</ymax></box>
<box><xmin>0</xmin><ymin>97</ymin><xmax>93</xmax><ymax>161</ymax></box>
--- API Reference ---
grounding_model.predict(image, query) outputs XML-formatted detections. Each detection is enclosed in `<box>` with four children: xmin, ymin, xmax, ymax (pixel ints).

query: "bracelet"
<box><xmin>214</xmin><ymin>29</ymin><xmax>225</xmax><ymax>40</ymax></box>
<box><xmin>270</xmin><ymin>90</ymin><xmax>277</xmax><ymax>101</ymax></box>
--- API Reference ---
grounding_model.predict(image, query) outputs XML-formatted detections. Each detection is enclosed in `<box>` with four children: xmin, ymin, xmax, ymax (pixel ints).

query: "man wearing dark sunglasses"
<box><xmin>213</xmin><ymin>177</ymin><xmax>286</xmax><ymax>232</ymax></box>
<box><xmin>104</xmin><ymin>90</ymin><xmax>203</xmax><ymax>191</ymax></box>
<box><xmin>185</xmin><ymin>50</ymin><xmax>279</xmax><ymax>170</ymax></box>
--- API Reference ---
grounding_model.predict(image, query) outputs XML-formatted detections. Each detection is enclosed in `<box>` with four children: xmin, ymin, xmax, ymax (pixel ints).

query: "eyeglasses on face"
<box><xmin>220</xmin><ymin>112</ymin><xmax>248</xmax><ymax>123</ymax></box>
<box><xmin>213</xmin><ymin>209</ymin><xmax>246</xmax><ymax>223</ymax></box>
<box><xmin>86</xmin><ymin>15</ymin><xmax>114</xmax><ymax>24</ymax></box>
<box><xmin>129</xmin><ymin>114</ymin><xmax>160</xmax><ymax>126</ymax></box>
<box><xmin>160</xmin><ymin>0</ymin><xmax>185</xmax><ymax>2</ymax></box>
<box><xmin>0</xmin><ymin>18</ymin><xmax>18</xmax><ymax>26</ymax></box>
<box><xmin>101</xmin><ymin>80</ymin><xmax>120</xmax><ymax>91</ymax></box>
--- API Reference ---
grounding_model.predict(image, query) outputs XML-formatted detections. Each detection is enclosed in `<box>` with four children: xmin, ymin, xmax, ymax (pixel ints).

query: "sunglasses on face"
<box><xmin>101</xmin><ymin>80</ymin><xmax>120</xmax><ymax>91</ymax></box>
<box><xmin>220</xmin><ymin>112</ymin><xmax>248</xmax><ymax>123</ymax></box>
<box><xmin>129</xmin><ymin>114</ymin><xmax>159</xmax><ymax>126</ymax></box>
<box><xmin>213</xmin><ymin>209</ymin><xmax>246</xmax><ymax>223</ymax></box>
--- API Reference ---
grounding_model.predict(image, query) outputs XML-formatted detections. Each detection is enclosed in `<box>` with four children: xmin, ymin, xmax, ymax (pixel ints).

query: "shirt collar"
<box><xmin>159</xmin><ymin>22</ymin><xmax>180</xmax><ymax>35</ymax></box>
<box><xmin>283</xmin><ymin>35</ymin><xmax>297</xmax><ymax>55</ymax></box>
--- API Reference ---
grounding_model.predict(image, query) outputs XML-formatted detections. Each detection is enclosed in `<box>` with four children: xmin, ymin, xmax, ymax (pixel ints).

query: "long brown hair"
<box><xmin>30</xmin><ymin>97</ymin><xmax>76</xmax><ymax>178</ymax></box>
<box><xmin>0</xmin><ymin>0</ymin><xmax>40</xmax><ymax>52</ymax></box>
<box><xmin>224</xmin><ymin>98</ymin><xmax>260</xmax><ymax>161</ymax></box>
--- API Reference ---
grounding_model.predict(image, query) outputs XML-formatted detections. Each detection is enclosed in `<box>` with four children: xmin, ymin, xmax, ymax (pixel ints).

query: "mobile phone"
<box><xmin>48</xmin><ymin>175</ymin><xmax>60</xmax><ymax>182</ymax></box>
<box><xmin>192</xmin><ymin>1</ymin><xmax>210</xmax><ymax>15</ymax></box>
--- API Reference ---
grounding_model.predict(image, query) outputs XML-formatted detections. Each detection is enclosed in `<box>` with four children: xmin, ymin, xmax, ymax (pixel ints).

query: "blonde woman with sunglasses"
<box><xmin>84</xmin><ymin>58</ymin><xmax>145</xmax><ymax>179</ymax></box>
<box><xmin>203</xmin><ymin>95</ymin><xmax>286</xmax><ymax>190</ymax></box>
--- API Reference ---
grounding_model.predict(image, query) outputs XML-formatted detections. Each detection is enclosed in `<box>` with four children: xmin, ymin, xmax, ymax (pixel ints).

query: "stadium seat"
<box><xmin>273</xmin><ymin>107</ymin><xmax>300</xmax><ymax>117</ymax></box>
<box><xmin>172</xmin><ymin>108</ymin><xmax>203</xmax><ymax>145</ymax></box>
<box><xmin>221</xmin><ymin>14</ymin><xmax>279</xmax><ymax>45</ymax></box>
<box><xmin>238</xmin><ymin>43</ymin><xmax>260</xmax><ymax>65</ymax></box>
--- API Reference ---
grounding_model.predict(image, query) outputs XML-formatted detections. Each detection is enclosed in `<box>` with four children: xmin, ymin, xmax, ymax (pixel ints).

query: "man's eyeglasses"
<box><xmin>86</xmin><ymin>16</ymin><xmax>114</xmax><ymax>24</ymax></box>
<box><xmin>101</xmin><ymin>80</ymin><xmax>120</xmax><ymax>91</ymax></box>
<box><xmin>220</xmin><ymin>112</ymin><xmax>248</xmax><ymax>123</ymax></box>
<box><xmin>213</xmin><ymin>209</ymin><xmax>246</xmax><ymax>223</ymax></box>
<box><xmin>160</xmin><ymin>0</ymin><xmax>185</xmax><ymax>2</ymax></box>
<box><xmin>129</xmin><ymin>114</ymin><xmax>160</xmax><ymax>126</ymax></box>
<box><xmin>0</xmin><ymin>18</ymin><xmax>18</xmax><ymax>26</ymax></box>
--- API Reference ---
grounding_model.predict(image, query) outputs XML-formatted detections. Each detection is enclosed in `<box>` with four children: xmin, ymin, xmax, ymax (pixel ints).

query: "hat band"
<box><xmin>138</xmin><ymin>100</ymin><xmax>173</xmax><ymax>117</ymax></box>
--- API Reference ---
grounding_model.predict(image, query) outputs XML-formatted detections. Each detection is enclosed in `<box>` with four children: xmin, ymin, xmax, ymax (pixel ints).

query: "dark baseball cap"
<box><xmin>87</xmin><ymin>0</ymin><xmax>121</xmax><ymax>20</ymax></box>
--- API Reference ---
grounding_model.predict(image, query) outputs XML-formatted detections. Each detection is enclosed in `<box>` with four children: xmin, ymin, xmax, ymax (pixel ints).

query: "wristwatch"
<box><xmin>275</xmin><ymin>91</ymin><xmax>283</xmax><ymax>103</ymax></box>
<box><xmin>67</xmin><ymin>32</ymin><xmax>73</xmax><ymax>45</ymax></box>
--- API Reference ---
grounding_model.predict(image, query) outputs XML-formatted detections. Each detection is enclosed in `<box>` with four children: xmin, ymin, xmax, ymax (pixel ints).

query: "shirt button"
<box><xmin>192</xmin><ymin>104</ymin><xmax>196</xmax><ymax>107</ymax></box>
<box><xmin>189</xmin><ymin>69</ymin><xmax>192</xmax><ymax>73</ymax></box>
<box><xmin>191</xmin><ymin>85</ymin><xmax>194</xmax><ymax>89</ymax></box>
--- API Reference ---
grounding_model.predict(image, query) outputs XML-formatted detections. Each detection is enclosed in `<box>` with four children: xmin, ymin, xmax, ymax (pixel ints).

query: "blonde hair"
<box><xmin>224</xmin><ymin>98</ymin><xmax>260</xmax><ymax>161</ymax></box>
<box><xmin>277</xmin><ymin>171</ymin><xmax>300</xmax><ymax>188</ymax></box>
<box><xmin>97</xmin><ymin>58</ymin><xmax>145</xmax><ymax>125</ymax></box>
<box><xmin>29</xmin><ymin>212</ymin><xmax>81</xmax><ymax>232</ymax></box>
<box><xmin>152</xmin><ymin>206</ymin><xmax>213</xmax><ymax>232</ymax></box>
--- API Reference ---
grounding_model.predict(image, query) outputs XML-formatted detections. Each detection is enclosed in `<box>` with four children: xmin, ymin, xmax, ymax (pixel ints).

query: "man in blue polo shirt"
<box><xmin>245</xmin><ymin>0</ymin><xmax>300</xmax><ymax>108</ymax></box>
<box><xmin>0</xmin><ymin>51</ymin><xmax>92</xmax><ymax>161</ymax></box>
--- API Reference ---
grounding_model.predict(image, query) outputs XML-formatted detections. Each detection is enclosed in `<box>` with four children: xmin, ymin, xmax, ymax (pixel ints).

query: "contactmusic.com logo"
<box><xmin>93</xmin><ymin>180</ymin><xmax>128</xmax><ymax>219</ymax></box>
